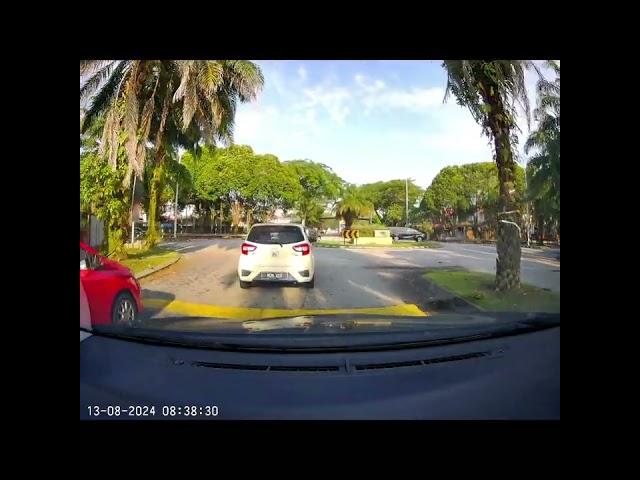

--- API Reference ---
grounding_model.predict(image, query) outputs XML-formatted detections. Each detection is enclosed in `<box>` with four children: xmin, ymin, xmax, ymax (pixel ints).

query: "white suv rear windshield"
<box><xmin>247</xmin><ymin>226</ymin><xmax>305</xmax><ymax>244</ymax></box>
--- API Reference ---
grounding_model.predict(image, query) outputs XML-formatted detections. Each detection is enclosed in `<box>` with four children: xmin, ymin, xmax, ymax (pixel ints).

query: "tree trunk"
<box><xmin>246</xmin><ymin>208</ymin><xmax>254</xmax><ymax>228</ymax></box>
<box><xmin>202</xmin><ymin>203</ymin><xmax>212</xmax><ymax>232</ymax></box>
<box><xmin>231</xmin><ymin>201</ymin><xmax>243</xmax><ymax>233</ymax></box>
<box><xmin>480</xmin><ymin>75</ymin><xmax>521</xmax><ymax>291</ymax></box>
<box><xmin>493</xmin><ymin>136</ymin><xmax>521</xmax><ymax>290</ymax></box>
<box><xmin>537</xmin><ymin>215</ymin><xmax>545</xmax><ymax>246</ymax></box>
<box><xmin>219</xmin><ymin>202</ymin><xmax>223</xmax><ymax>234</ymax></box>
<box><xmin>146</xmin><ymin>154</ymin><xmax>165</xmax><ymax>247</ymax></box>
<box><xmin>343</xmin><ymin>212</ymin><xmax>354</xmax><ymax>229</ymax></box>
<box><xmin>146</xmin><ymin>91</ymin><xmax>171</xmax><ymax>247</ymax></box>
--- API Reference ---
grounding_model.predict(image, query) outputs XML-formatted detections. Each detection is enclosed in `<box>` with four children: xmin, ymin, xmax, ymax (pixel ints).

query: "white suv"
<box><xmin>237</xmin><ymin>224</ymin><xmax>315</xmax><ymax>289</ymax></box>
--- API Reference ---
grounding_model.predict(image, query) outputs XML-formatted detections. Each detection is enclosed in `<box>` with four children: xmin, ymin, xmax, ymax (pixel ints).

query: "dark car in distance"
<box><xmin>389</xmin><ymin>226</ymin><xmax>426</xmax><ymax>242</ymax></box>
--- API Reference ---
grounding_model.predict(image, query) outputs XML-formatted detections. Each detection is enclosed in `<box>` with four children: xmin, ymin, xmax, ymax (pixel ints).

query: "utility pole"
<box><xmin>405</xmin><ymin>177</ymin><xmax>409</xmax><ymax>227</ymax></box>
<box><xmin>173</xmin><ymin>153</ymin><xmax>181</xmax><ymax>239</ymax></box>
<box><xmin>523</xmin><ymin>156</ymin><xmax>531</xmax><ymax>247</ymax></box>
<box><xmin>130</xmin><ymin>174</ymin><xmax>136</xmax><ymax>245</ymax></box>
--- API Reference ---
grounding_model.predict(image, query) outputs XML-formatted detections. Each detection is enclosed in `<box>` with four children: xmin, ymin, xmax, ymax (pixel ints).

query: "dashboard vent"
<box><xmin>187</xmin><ymin>351</ymin><xmax>493</xmax><ymax>373</ymax></box>
<box><xmin>354</xmin><ymin>351</ymin><xmax>491</xmax><ymax>371</ymax></box>
<box><xmin>191</xmin><ymin>361</ymin><xmax>339</xmax><ymax>372</ymax></box>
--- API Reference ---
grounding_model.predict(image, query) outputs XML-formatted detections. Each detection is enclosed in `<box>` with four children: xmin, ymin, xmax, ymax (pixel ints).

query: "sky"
<box><xmin>233</xmin><ymin>60</ymin><xmax>553</xmax><ymax>190</ymax></box>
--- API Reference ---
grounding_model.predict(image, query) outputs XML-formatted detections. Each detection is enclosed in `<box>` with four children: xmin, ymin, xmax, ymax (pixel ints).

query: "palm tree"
<box><xmin>442</xmin><ymin>60</ymin><xmax>537</xmax><ymax>291</ymax></box>
<box><xmin>334</xmin><ymin>185</ymin><xmax>374</xmax><ymax>229</ymax></box>
<box><xmin>80</xmin><ymin>60</ymin><xmax>264</xmax><ymax>245</ymax></box>
<box><xmin>525</xmin><ymin>62</ymin><xmax>560</xmax><ymax>244</ymax></box>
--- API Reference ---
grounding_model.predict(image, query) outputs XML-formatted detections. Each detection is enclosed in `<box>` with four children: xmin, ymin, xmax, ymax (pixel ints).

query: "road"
<box><xmin>139</xmin><ymin>238</ymin><xmax>559</xmax><ymax>321</ymax></box>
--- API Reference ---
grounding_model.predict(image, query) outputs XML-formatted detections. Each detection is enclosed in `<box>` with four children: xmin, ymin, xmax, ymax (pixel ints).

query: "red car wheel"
<box><xmin>112</xmin><ymin>292</ymin><xmax>138</xmax><ymax>325</ymax></box>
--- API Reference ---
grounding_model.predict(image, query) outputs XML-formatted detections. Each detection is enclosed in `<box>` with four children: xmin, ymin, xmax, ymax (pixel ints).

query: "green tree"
<box><xmin>420</xmin><ymin>162</ymin><xmax>525</xmax><ymax>238</ymax></box>
<box><xmin>80</xmin><ymin>60</ymin><xmax>263</xmax><ymax>246</ymax></box>
<box><xmin>80</xmin><ymin>145</ymin><xmax>130</xmax><ymax>259</ymax></box>
<box><xmin>284</xmin><ymin>160</ymin><xmax>343</xmax><ymax>226</ymax></box>
<box><xmin>182</xmin><ymin>145</ymin><xmax>302</xmax><ymax>232</ymax></box>
<box><xmin>244</xmin><ymin>154</ymin><xmax>303</xmax><ymax>226</ymax></box>
<box><xmin>421</xmin><ymin>165</ymin><xmax>469</xmax><ymax>222</ymax></box>
<box><xmin>360</xmin><ymin>180</ymin><xmax>424</xmax><ymax>226</ymax></box>
<box><xmin>334</xmin><ymin>185</ymin><xmax>374</xmax><ymax>229</ymax></box>
<box><xmin>141</xmin><ymin>149</ymin><xmax>194</xmax><ymax>234</ymax></box>
<box><xmin>443</xmin><ymin>60</ymin><xmax>536</xmax><ymax>290</ymax></box>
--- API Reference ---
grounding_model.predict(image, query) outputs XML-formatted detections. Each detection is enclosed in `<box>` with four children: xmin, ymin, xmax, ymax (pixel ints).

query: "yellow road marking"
<box><xmin>144</xmin><ymin>298</ymin><xmax>428</xmax><ymax>321</ymax></box>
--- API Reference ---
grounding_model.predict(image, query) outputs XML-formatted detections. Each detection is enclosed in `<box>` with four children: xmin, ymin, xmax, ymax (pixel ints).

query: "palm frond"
<box><xmin>81</xmin><ymin>61</ymin><xmax>131</xmax><ymax>133</ymax></box>
<box><xmin>223</xmin><ymin>60</ymin><xmax>264</xmax><ymax>101</ymax></box>
<box><xmin>172</xmin><ymin>60</ymin><xmax>195</xmax><ymax>103</ymax></box>
<box><xmin>123</xmin><ymin>62</ymin><xmax>141</xmax><ymax>185</ymax></box>
<box><xmin>512</xmin><ymin>61</ymin><xmax>531</xmax><ymax>131</ymax></box>
<box><xmin>80</xmin><ymin>61</ymin><xmax>121</xmax><ymax>101</ymax></box>
<box><xmin>173</xmin><ymin>61</ymin><xmax>199</xmax><ymax>131</ymax></box>
<box><xmin>213</xmin><ymin>90</ymin><xmax>236</xmax><ymax>145</ymax></box>
<box><xmin>134</xmin><ymin>73</ymin><xmax>160</xmax><ymax>180</ymax></box>
<box><xmin>200</xmin><ymin>61</ymin><xmax>224</xmax><ymax>97</ymax></box>
<box><xmin>81</xmin><ymin>60</ymin><xmax>115</xmax><ymax>77</ymax></box>
<box><xmin>99</xmin><ymin>106</ymin><xmax>121</xmax><ymax>169</ymax></box>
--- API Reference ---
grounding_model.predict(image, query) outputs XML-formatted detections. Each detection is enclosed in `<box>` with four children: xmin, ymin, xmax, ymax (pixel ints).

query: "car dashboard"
<box><xmin>80</xmin><ymin>325</ymin><xmax>560</xmax><ymax>420</ymax></box>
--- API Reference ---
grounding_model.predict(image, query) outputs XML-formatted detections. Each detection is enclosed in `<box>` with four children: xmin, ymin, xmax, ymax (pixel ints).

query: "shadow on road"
<box><xmin>357</xmin><ymin>264</ymin><xmax>481</xmax><ymax>315</ymax></box>
<box><xmin>140</xmin><ymin>289</ymin><xmax>176</xmax><ymax>323</ymax></box>
<box><xmin>160</xmin><ymin>238</ymin><xmax>243</xmax><ymax>255</ymax></box>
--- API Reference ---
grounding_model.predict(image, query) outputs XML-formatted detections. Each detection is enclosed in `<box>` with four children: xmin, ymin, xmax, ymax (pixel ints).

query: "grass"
<box><xmin>120</xmin><ymin>246</ymin><xmax>180</xmax><ymax>275</ymax></box>
<box><xmin>424</xmin><ymin>268</ymin><xmax>560</xmax><ymax>313</ymax></box>
<box><xmin>389</xmin><ymin>241</ymin><xmax>441</xmax><ymax>249</ymax></box>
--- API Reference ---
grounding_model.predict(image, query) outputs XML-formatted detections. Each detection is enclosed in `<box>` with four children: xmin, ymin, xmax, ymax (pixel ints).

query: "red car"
<box><xmin>80</xmin><ymin>242</ymin><xmax>143</xmax><ymax>327</ymax></box>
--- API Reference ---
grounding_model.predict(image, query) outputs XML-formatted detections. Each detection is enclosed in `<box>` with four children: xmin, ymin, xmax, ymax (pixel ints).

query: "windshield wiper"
<box><xmin>88</xmin><ymin>314</ymin><xmax>559</xmax><ymax>353</ymax></box>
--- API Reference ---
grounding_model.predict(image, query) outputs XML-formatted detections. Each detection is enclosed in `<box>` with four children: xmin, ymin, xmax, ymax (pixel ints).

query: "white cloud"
<box><xmin>233</xmin><ymin>105</ymin><xmax>280</xmax><ymax>143</ymax></box>
<box><xmin>235</xmin><ymin>61</ymin><xmax>559</xmax><ymax>188</ymax></box>
<box><xmin>354</xmin><ymin>74</ymin><xmax>385</xmax><ymax>93</ymax></box>
<box><xmin>353</xmin><ymin>74</ymin><xmax>444</xmax><ymax>113</ymax></box>
<box><xmin>299</xmin><ymin>85</ymin><xmax>351</xmax><ymax>125</ymax></box>
<box><xmin>363</xmin><ymin>87</ymin><xmax>444</xmax><ymax>112</ymax></box>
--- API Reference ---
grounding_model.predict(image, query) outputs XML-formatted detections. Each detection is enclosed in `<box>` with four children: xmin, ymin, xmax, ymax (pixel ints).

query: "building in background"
<box><xmin>80</xmin><ymin>211</ymin><xmax>104</xmax><ymax>249</ymax></box>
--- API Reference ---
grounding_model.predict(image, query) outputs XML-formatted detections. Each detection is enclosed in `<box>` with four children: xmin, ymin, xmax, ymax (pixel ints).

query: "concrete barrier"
<box><xmin>353</xmin><ymin>236</ymin><xmax>393</xmax><ymax>245</ymax></box>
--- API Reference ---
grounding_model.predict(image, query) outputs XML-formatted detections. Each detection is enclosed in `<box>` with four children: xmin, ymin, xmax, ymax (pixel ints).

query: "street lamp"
<box><xmin>522</xmin><ymin>156</ymin><xmax>531</xmax><ymax>248</ymax></box>
<box><xmin>173</xmin><ymin>153</ymin><xmax>182</xmax><ymax>239</ymax></box>
<box><xmin>405</xmin><ymin>177</ymin><xmax>409</xmax><ymax>227</ymax></box>
<box><xmin>130</xmin><ymin>174</ymin><xmax>136</xmax><ymax>245</ymax></box>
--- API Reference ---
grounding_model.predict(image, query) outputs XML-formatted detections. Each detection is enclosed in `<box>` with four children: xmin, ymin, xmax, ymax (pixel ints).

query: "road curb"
<box><xmin>316</xmin><ymin>244</ymin><xmax>441</xmax><ymax>250</ymax></box>
<box><xmin>418</xmin><ymin>270</ymin><xmax>485</xmax><ymax>313</ymax></box>
<box><xmin>136</xmin><ymin>255</ymin><xmax>182</xmax><ymax>280</ymax></box>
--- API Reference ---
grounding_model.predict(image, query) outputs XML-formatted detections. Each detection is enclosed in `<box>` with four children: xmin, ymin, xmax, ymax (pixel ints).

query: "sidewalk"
<box><xmin>136</xmin><ymin>255</ymin><xmax>181</xmax><ymax>279</ymax></box>
<box><xmin>521</xmin><ymin>246</ymin><xmax>560</xmax><ymax>261</ymax></box>
<box><xmin>172</xmin><ymin>233</ymin><xmax>245</xmax><ymax>239</ymax></box>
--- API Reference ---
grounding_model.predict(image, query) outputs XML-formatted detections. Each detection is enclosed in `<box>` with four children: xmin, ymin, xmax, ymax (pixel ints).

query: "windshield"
<box><xmin>247</xmin><ymin>225</ymin><xmax>305</xmax><ymax>244</ymax></box>
<box><xmin>80</xmin><ymin>59</ymin><xmax>560</xmax><ymax>345</ymax></box>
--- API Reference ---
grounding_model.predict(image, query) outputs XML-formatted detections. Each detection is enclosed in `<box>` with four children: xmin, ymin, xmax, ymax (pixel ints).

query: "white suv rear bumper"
<box><xmin>238</xmin><ymin>258</ymin><xmax>314</xmax><ymax>283</ymax></box>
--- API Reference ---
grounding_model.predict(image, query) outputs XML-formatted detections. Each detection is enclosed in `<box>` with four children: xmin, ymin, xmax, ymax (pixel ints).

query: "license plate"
<box><xmin>262</xmin><ymin>272</ymin><xmax>284</xmax><ymax>280</ymax></box>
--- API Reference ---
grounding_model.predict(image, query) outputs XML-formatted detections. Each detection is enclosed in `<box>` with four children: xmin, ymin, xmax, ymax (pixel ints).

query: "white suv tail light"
<box><xmin>241</xmin><ymin>243</ymin><xmax>257</xmax><ymax>255</ymax></box>
<box><xmin>292</xmin><ymin>242</ymin><xmax>311</xmax><ymax>256</ymax></box>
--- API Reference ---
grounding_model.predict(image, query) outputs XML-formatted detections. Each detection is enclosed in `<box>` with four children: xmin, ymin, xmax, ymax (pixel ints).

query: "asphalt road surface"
<box><xmin>138</xmin><ymin>238</ymin><xmax>559</xmax><ymax>322</ymax></box>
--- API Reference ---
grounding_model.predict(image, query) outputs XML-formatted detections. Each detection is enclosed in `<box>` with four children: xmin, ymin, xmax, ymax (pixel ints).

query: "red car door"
<box><xmin>80</xmin><ymin>243</ymin><xmax>120</xmax><ymax>325</ymax></box>
<box><xmin>81</xmin><ymin>265</ymin><xmax>120</xmax><ymax>326</ymax></box>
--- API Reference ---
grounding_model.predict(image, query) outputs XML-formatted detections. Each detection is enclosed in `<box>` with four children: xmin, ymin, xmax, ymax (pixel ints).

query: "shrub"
<box><xmin>350</xmin><ymin>221</ymin><xmax>389</xmax><ymax>237</ymax></box>
<box><xmin>419</xmin><ymin>221</ymin><xmax>434</xmax><ymax>237</ymax></box>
